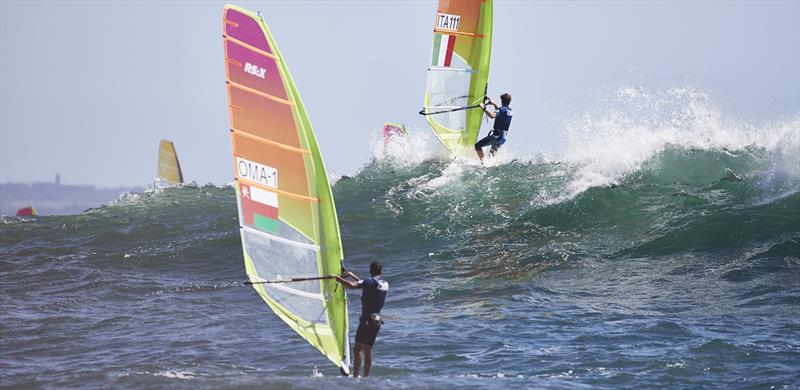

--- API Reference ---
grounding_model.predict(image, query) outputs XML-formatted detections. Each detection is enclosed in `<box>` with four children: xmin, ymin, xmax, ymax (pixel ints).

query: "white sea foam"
<box><xmin>423</xmin><ymin>158</ymin><xmax>467</xmax><ymax>190</ymax></box>
<box><xmin>327</xmin><ymin>171</ymin><xmax>342</xmax><ymax>185</ymax></box>
<box><xmin>552</xmin><ymin>86</ymin><xmax>799</xmax><ymax>202</ymax></box>
<box><xmin>360</xmin><ymin>86</ymin><xmax>797</xmax><ymax>205</ymax></box>
<box><xmin>153</xmin><ymin>370</ymin><xmax>196</xmax><ymax>379</ymax></box>
<box><xmin>369</xmin><ymin>125</ymin><xmax>443</xmax><ymax>167</ymax></box>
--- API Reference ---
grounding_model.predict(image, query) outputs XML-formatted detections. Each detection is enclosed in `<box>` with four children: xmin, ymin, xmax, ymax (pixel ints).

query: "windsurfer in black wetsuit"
<box><xmin>475</xmin><ymin>93</ymin><xmax>513</xmax><ymax>161</ymax></box>
<box><xmin>335</xmin><ymin>261</ymin><xmax>388</xmax><ymax>377</ymax></box>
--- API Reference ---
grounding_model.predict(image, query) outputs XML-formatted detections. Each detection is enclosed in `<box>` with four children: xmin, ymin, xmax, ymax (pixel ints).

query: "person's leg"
<box><xmin>489</xmin><ymin>135</ymin><xmax>506</xmax><ymax>156</ymax></box>
<box><xmin>475</xmin><ymin>134</ymin><xmax>493</xmax><ymax>161</ymax></box>
<box><xmin>363</xmin><ymin>345</ymin><xmax>373</xmax><ymax>377</ymax></box>
<box><xmin>353</xmin><ymin>342</ymin><xmax>363</xmax><ymax>377</ymax></box>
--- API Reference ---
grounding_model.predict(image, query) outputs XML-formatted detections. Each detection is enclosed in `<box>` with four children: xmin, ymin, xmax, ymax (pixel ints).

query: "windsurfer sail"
<box><xmin>16</xmin><ymin>206</ymin><xmax>37</xmax><ymax>216</ymax></box>
<box><xmin>157</xmin><ymin>140</ymin><xmax>183</xmax><ymax>184</ymax></box>
<box><xmin>382</xmin><ymin>122</ymin><xmax>407</xmax><ymax>142</ymax></box>
<box><xmin>419</xmin><ymin>0</ymin><xmax>493</xmax><ymax>157</ymax></box>
<box><xmin>222</xmin><ymin>4</ymin><xmax>350</xmax><ymax>374</ymax></box>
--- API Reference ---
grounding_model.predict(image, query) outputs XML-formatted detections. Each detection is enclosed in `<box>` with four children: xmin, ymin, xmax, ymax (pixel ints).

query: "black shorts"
<box><xmin>354</xmin><ymin>317</ymin><xmax>381</xmax><ymax>346</ymax></box>
<box><xmin>474</xmin><ymin>131</ymin><xmax>506</xmax><ymax>152</ymax></box>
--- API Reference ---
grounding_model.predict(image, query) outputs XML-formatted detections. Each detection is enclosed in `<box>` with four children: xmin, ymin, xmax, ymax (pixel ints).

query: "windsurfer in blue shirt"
<box><xmin>335</xmin><ymin>261</ymin><xmax>388</xmax><ymax>377</ymax></box>
<box><xmin>474</xmin><ymin>93</ymin><xmax>513</xmax><ymax>162</ymax></box>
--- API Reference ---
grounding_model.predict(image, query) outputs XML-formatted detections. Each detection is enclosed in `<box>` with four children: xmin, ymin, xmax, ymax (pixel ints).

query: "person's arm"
<box><xmin>334</xmin><ymin>274</ymin><xmax>360</xmax><ymax>289</ymax></box>
<box><xmin>481</xmin><ymin>98</ymin><xmax>499</xmax><ymax>119</ymax></box>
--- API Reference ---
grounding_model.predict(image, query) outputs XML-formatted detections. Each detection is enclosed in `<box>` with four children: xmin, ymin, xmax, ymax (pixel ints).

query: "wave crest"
<box><xmin>560</xmin><ymin>86</ymin><xmax>799</xmax><ymax>200</ymax></box>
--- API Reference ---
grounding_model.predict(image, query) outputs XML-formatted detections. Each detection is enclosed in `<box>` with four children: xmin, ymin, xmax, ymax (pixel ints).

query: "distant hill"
<box><xmin>0</xmin><ymin>182</ymin><xmax>143</xmax><ymax>216</ymax></box>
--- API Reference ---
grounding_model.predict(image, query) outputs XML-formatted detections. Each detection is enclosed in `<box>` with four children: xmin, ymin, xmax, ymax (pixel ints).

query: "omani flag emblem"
<box><xmin>239</xmin><ymin>182</ymin><xmax>279</xmax><ymax>233</ymax></box>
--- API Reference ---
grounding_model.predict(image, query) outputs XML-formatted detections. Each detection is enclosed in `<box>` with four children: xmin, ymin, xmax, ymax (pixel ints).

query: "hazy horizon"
<box><xmin>2</xmin><ymin>0</ymin><xmax>798</xmax><ymax>187</ymax></box>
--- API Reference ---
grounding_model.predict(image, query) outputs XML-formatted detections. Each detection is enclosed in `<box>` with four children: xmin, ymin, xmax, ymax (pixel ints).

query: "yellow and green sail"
<box><xmin>157</xmin><ymin>140</ymin><xmax>183</xmax><ymax>184</ymax></box>
<box><xmin>222</xmin><ymin>4</ymin><xmax>349</xmax><ymax>373</ymax></box>
<box><xmin>422</xmin><ymin>0</ymin><xmax>493</xmax><ymax>157</ymax></box>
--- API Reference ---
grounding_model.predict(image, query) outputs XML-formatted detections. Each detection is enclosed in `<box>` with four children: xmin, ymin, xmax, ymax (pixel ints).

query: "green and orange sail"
<box><xmin>222</xmin><ymin>4</ymin><xmax>349</xmax><ymax>373</ymax></box>
<box><xmin>421</xmin><ymin>0</ymin><xmax>493</xmax><ymax>157</ymax></box>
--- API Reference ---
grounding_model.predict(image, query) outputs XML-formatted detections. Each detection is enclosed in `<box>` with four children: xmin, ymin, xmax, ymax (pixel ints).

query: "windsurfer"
<box><xmin>474</xmin><ymin>93</ymin><xmax>513</xmax><ymax>161</ymax></box>
<box><xmin>335</xmin><ymin>261</ymin><xmax>389</xmax><ymax>377</ymax></box>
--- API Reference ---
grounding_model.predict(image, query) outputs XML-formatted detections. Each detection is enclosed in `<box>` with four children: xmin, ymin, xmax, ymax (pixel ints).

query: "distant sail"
<box><xmin>157</xmin><ymin>140</ymin><xmax>183</xmax><ymax>184</ymax></box>
<box><xmin>383</xmin><ymin>122</ymin><xmax>407</xmax><ymax>142</ymax></box>
<box><xmin>16</xmin><ymin>206</ymin><xmax>37</xmax><ymax>216</ymax></box>
<box><xmin>421</xmin><ymin>0</ymin><xmax>493</xmax><ymax>157</ymax></box>
<box><xmin>222</xmin><ymin>4</ymin><xmax>349</xmax><ymax>373</ymax></box>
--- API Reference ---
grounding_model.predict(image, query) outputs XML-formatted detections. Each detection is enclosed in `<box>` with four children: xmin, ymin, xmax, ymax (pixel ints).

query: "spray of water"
<box><xmin>557</xmin><ymin>86</ymin><xmax>799</xmax><ymax>202</ymax></box>
<box><xmin>369</xmin><ymin>125</ymin><xmax>442</xmax><ymax>166</ymax></box>
<box><xmin>352</xmin><ymin>87</ymin><xmax>798</xmax><ymax>206</ymax></box>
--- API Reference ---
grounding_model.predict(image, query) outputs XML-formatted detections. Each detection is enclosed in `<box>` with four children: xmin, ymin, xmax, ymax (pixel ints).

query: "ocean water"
<box><xmin>2</xmin><ymin>89</ymin><xmax>799</xmax><ymax>388</ymax></box>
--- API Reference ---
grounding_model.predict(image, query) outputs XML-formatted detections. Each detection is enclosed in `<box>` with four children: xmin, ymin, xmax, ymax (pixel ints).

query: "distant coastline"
<box><xmin>1</xmin><ymin>181</ymin><xmax>143</xmax><ymax>216</ymax></box>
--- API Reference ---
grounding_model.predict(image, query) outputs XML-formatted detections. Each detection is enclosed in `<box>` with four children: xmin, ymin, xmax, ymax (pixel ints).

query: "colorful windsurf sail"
<box><xmin>383</xmin><ymin>122</ymin><xmax>407</xmax><ymax>141</ymax></box>
<box><xmin>222</xmin><ymin>4</ymin><xmax>349</xmax><ymax>374</ymax></box>
<box><xmin>157</xmin><ymin>140</ymin><xmax>183</xmax><ymax>184</ymax></box>
<box><xmin>420</xmin><ymin>0</ymin><xmax>493</xmax><ymax>157</ymax></box>
<box><xmin>15</xmin><ymin>206</ymin><xmax>37</xmax><ymax>216</ymax></box>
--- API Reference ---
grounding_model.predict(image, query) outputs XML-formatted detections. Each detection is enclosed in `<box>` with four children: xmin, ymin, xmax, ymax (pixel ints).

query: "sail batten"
<box><xmin>234</xmin><ymin>177</ymin><xmax>320</xmax><ymax>203</ymax></box>
<box><xmin>428</xmin><ymin>67</ymin><xmax>476</xmax><ymax>73</ymax></box>
<box><xmin>223</xmin><ymin>4</ymin><xmax>349</xmax><ymax>373</ymax></box>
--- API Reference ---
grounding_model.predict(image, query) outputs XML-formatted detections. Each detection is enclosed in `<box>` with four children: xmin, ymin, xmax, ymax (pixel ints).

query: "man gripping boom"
<box><xmin>335</xmin><ymin>261</ymin><xmax>388</xmax><ymax>377</ymax></box>
<box><xmin>474</xmin><ymin>93</ymin><xmax>513</xmax><ymax>161</ymax></box>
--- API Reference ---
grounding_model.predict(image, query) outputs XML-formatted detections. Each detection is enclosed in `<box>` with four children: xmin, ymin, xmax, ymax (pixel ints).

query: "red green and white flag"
<box><xmin>239</xmin><ymin>182</ymin><xmax>279</xmax><ymax>233</ymax></box>
<box><xmin>431</xmin><ymin>33</ymin><xmax>456</xmax><ymax>67</ymax></box>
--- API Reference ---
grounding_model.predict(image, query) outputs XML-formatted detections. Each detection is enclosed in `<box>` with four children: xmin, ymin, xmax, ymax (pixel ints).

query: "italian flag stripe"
<box><xmin>431</xmin><ymin>34</ymin><xmax>456</xmax><ymax>67</ymax></box>
<box><xmin>444</xmin><ymin>34</ymin><xmax>456</xmax><ymax>66</ymax></box>
<box><xmin>431</xmin><ymin>34</ymin><xmax>442</xmax><ymax>66</ymax></box>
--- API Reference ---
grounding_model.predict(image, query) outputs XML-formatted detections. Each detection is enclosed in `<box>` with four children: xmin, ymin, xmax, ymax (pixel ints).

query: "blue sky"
<box><xmin>1</xmin><ymin>0</ymin><xmax>798</xmax><ymax>187</ymax></box>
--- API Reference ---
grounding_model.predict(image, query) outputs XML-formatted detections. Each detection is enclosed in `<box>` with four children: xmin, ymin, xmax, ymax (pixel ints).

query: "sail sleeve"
<box><xmin>157</xmin><ymin>140</ymin><xmax>183</xmax><ymax>184</ymax></box>
<box><xmin>423</xmin><ymin>0</ymin><xmax>493</xmax><ymax>157</ymax></box>
<box><xmin>222</xmin><ymin>4</ymin><xmax>349</xmax><ymax>372</ymax></box>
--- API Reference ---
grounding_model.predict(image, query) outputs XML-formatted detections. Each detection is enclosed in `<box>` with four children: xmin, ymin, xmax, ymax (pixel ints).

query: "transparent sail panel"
<box><xmin>242</xmin><ymin>229</ymin><xmax>327</xmax><ymax>325</ymax></box>
<box><xmin>264</xmin><ymin>284</ymin><xmax>328</xmax><ymax>325</ymax></box>
<box><xmin>425</xmin><ymin>69</ymin><xmax>471</xmax><ymax>131</ymax></box>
